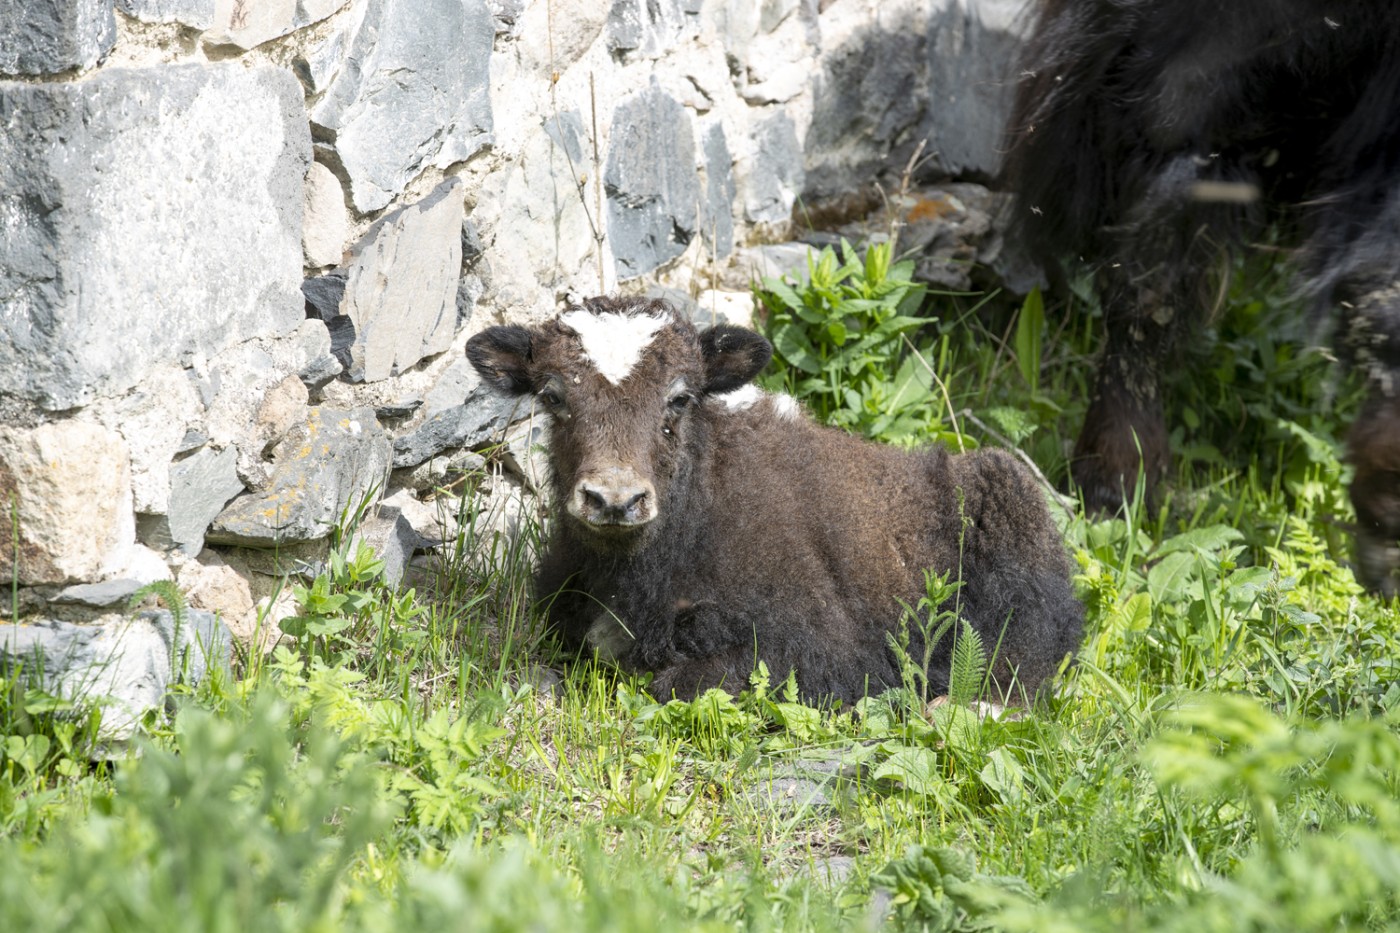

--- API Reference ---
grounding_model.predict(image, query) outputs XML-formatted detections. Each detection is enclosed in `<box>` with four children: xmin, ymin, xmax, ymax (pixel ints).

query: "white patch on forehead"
<box><xmin>713</xmin><ymin>384</ymin><xmax>761</xmax><ymax>411</ymax></box>
<box><xmin>560</xmin><ymin>310</ymin><xmax>669</xmax><ymax>385</ymax></box>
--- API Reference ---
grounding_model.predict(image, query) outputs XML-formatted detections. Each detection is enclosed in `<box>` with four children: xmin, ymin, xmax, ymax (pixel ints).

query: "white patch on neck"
<box><xmin>711</xmin><ymin>385</ymin><xmax>801</xmax><ymax>421</ymax></box>
<box><xmin>560</xmin><ymin>310</ymin><xmax>669</xmax><ymax>385</ymax></box>
<box><xmin>770</xmin><ymin>393</ymin><xmax>800</xmax><ymax>421</ymax></box>
<box><xmin>713</xmin><ymin>384</ymin><xmax>761</xmax><ymax>411</ymax></box>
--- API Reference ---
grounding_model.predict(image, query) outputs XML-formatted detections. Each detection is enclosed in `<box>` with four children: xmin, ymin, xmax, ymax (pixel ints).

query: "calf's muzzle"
<box><xmin>569</xmin><ymin>465</ymin><xmax>657</xmax><ymax>528</ymax></box>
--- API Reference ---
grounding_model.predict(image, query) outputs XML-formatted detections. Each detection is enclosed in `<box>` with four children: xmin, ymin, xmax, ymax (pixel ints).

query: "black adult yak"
<box><xmin>1003</xmin><ymin>0</ymin><xmax>1400</xmax><ymax>596</ymax></box>
<box><xmin>466</xmin><ymin>297</ymin><xmax>1084</xmax><ymax>704</ymax></box>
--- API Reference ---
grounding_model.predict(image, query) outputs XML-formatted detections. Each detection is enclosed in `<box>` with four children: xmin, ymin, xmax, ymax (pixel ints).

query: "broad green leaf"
<box><xmin>873</xmin><ymin>745</ymin><xmax>944</xmax><ymax>796</ymax></box>
<box><xmin>1014</xmin><ymin>287</ymin><xmax>1045</xmax><ymax>393</ymax></box>
<box><xmin>769</xmin><ymin>322</ymin><xmax>824</xmax><ymax>375</ymax></box>
<box><xmin>1155</xmin><ymin>524</ymin><xmax>1244</xmax><ymax>557</ymax></box>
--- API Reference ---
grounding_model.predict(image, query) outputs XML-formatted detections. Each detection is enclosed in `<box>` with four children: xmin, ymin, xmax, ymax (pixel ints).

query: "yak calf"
<box><xmin>467</xmin><ymin>296</ymin><xmax>1083</xmax><ymax>704</ymax></box>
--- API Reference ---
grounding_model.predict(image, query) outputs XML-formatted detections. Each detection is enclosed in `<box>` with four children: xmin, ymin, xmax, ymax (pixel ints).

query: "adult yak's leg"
<box><xmin>1072</xmin><ymin>265</ymin><xmax>1179</xmax><ymax>512</ymax></box>
<box><xmin>1339</xmin><ymin>283</ymin><xmax>1400</xmax><ymax>597</ymax></box>
<box><xmin>1070</xmin><ymin>153</ymin><xmax>1235</xmax><ymax>513</ymax></box>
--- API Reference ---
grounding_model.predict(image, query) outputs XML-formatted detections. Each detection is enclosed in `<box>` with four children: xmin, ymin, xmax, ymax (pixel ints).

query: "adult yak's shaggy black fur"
<box><xmin>1003</xmin><ymin>0</ymin><xmax>1400</xmax><ymax>596</ymax></box>
<box><xmin>467</xmin><ymin>297</ymin><xmax>1084</xmax><ymax>705</ymax></box>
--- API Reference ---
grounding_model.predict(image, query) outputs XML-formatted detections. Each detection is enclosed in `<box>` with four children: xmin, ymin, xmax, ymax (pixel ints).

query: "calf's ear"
<box><xmin>700</xmin><ymin>325</ymin><xmax>773</xmax><ymax>394</ymax></box>
<box><xmin>466</xmin><ymin>326</ymin><xmax>535</xmax><ymax>395</ymax></box>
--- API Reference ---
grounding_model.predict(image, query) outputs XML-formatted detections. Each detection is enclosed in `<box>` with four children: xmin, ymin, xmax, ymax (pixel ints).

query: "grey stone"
<box><xmin>606</xmin><ymin>0</ymin><xmax>702</xmax><ymax>57</ymax></box>
<box><xmin>291</xmin><ymin>11</ymin><xmax>353</xmax><ymax>94</ymax></box>
<box><xmin>52</xmin><ymin>579</ymin><xmax>146</xmax><ymax>609</ymax></box>
<box><xmin>303</xmin><ymin>272</ymin><xmax>355</xmax><ymax>377</ymax></box>
<box><xmin>380</xmin><ymin>488</ymin><xmax>458</xmax><ymax>546</ymax></box>
<box><xmin>312</xmin><ymin>0</ymin><xmax>494</xmax><ymax>213</ymax></box>
<box><xmin>116</xmin><ymin>0</ymin><xmax>216</xmax><ymax>29</ymax></box>
<box><xmin>604</xmin><ymin>83</ymin><xmax>700</xmax><ymax>279</ymax></box>
<box><xmin>0</xmin><ymin>0</ymin><xmax>115</xmax><ymax>76</ymax></box>
<box><xmin>337</xmin><ymin>179</ymin><xmax>466</xmax><ymax>382</ymax></box>
<box><xmin>742</xmin><ymin>111</ymin><xmax>803</xmax><ymax>227</ymax></box>
<box><xmin>808</xmin><ymin>856</ymin><xmax>856</xmax><ymax>887</ymax></box>
<box><xmin>375</xmin><ymin>400</ymin><xmax>422</xmax><ymax>420</ymax></box>
<box><xmin>0</xmin><ymin>65</ymin><xmax>309</xmax><ymax>410</ymax></box>
<box><xmin>700</xmin><ymin>123</ymin><xmax>737</xmax><ymax>260</ymax></box>
<box><xmin>744</xmin><ymin>776</ymin><xmax>832</xmax><ymax>813</ymax></box>
<box><xmin>804</xmin><ymin>9</ymin><xmax>926</xmax><ymax>201</ymax></box>
<box><xmin>486</xmin><ymin>0</ymin><xmax>524</xmax><ymax>34</ymax></box>
<box><xmin>512</xmin><ymin>0</ymin><xmax>605</xmax><ymax>71</ymax></box>
<box><xmin>292</xmin><ymin>318</ymin><xmax>343</xmax><ymax>389</ymax></box>
<box><xmin>501</xmin><ymin>417</ymin><xmax>550</xmax><ymax>492</ymax></box>
<box><xmin>350</xmin><ymin>506</ymin><xmax>422</xmax><ymax>588</ymax></box>
<box><xmin>724</xmin><ymin>242</ymin><xmax>817</xmax><ymax>292</ymax></box>
<box><xmin>94</xmin><ymin>365</ymin><xmax>203</xmax><ymax>516</ymax></box>
<box><xmin>921</xmin><ymin>0</ymin><xmax>1026</xmax><ymax>179</ymax></box>
<box><xmin>457</xmin><ymin>216</ymin><xmax>491</xmax><ymax>328</ymax></box>
<box><xmin>208</xmin><ymin>407</ymin><xmax>392</xmax><ymax>546</ymax></box>
<box><xmin>0</xmin><ymin>609</ymin><xmax>230</xmax><ymax>742</ymax></box>
<box><xmin>391</xmin><ymin>359</ymin><xmax>522</xmax><ymax>468</ymax></box>
<box><xmin>177</xmin><ymin>431</ymin><xmax>209</xmax><ymax>455</ymax></box>
<box><xmin>140</xmin><ymin>446</ymin><xmax>245</xmax><ymax>555</ymax></box>
<box><xmin>395</xmin><ymin>449</ymin><xmax>488</xmax><ymax>493</ymax></box>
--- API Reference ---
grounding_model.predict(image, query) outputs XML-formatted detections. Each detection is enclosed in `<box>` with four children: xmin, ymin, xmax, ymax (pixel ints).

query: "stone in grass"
<box><xmin>348</xmin><ymin>506</ymin><xmax>430</xmax><ymax>589</ymax></box>
<box><xmin>0</xmin><ymin>609</ymin><xmax>230</xmax><ymax>744</ymax></box>
<box><xmin>744</xmin><ymin>775</ymin><xmax>833</xmax><ymax>813</ymax></box>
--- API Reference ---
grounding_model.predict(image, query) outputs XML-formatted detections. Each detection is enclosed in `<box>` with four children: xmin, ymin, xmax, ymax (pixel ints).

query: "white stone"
<box><xmin>0</xmin><ymin>422</ymin><xmax>135</xmax><ymax>586</ymax></box>
<box><xmin>304</xmin><ymin>162</ymin><xmax>349</xmax><ymax>268</ymax></box>
<box><xmin>693</xmin><ymin>289</ymin><xmax>756</xmax><ymax>328</ymax></box>
<box><xmin>90</xmin><ymin>365</ymin><xmax>201</xmax><ymax>515</ymax></box>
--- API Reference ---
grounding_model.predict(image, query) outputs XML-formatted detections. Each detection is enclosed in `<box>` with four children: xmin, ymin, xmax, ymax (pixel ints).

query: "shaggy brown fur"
<box><xmin>467</xmin><ymin>297</ymin><xmax>1084</xmax><ymax>705</ymax></box>
<box><xmin>1003</xmin><ymin>0</ymin><xmax>1400</xmax><ymax>596</ymax></box>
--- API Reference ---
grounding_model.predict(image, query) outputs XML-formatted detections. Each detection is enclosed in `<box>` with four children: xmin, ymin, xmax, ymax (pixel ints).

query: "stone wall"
<box><xmin>0</xmin><ymin>0</ymin><xmax>1027</xmax><ymax>736</ymax></box>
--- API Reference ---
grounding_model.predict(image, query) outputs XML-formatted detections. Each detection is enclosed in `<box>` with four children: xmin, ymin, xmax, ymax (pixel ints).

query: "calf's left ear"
<box><xmin>466</xmin><ymin>325</ymin><xmax>534</xmax><ymax>395</ymax></box>
<box><xmin>700</xmin><ymin>325</ymin><xmax>773</xmax><ymax>394</ymax></box>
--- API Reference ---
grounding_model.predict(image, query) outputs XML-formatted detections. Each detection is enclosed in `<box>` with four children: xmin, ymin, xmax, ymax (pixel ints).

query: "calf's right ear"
<box><xmin>466</xmin><ymin>326</ymin><xmax>534</xmax><ymax>395</ymax></box>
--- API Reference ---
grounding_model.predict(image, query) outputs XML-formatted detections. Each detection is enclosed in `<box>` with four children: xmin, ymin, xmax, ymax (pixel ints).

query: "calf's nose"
<box><xmin>570</xmin><ymin>467</ymin><xmax>657</xmax><ymax>527</ymax></box>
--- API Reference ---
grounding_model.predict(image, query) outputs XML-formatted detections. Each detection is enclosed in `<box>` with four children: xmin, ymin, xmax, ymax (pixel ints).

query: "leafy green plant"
<box><xmin>756</xmin><ymin>240</ymin><xmax>951</xmax><ymax>445</ymax></box>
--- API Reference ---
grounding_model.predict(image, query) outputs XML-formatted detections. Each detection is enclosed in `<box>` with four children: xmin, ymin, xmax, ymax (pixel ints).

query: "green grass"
<box><xmin>1</xmin><ymin>248</ymin><xmax>1398</xmax><ymax>931</ymax></box>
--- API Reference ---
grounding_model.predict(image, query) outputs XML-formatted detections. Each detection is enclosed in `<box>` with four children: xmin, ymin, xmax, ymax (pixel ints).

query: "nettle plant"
<box><xmin>755</xmin><ymin>240</ymin><xmax>944</xmax><ymax>446</ymax></box>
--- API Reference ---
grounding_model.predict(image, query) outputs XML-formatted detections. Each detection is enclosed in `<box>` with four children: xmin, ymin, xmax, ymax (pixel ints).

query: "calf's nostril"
<box><xmin>581</xmin><ymin>485</ymin><xmax>609</xmax><ymax>512</ymax></box>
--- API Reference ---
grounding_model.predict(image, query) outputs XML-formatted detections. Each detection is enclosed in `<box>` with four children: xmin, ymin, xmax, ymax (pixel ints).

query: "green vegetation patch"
<box><xmin>2</xmin><ymin>244</ymin><xmax>1397</xmax><ymax>931</ymax></box>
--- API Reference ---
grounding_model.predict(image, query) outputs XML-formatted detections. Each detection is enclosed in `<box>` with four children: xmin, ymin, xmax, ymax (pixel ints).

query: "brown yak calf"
<box><xmin>467</xmin><ymin>296</ymin><xmax>1084</xmax><ymax>704</ymax></box>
